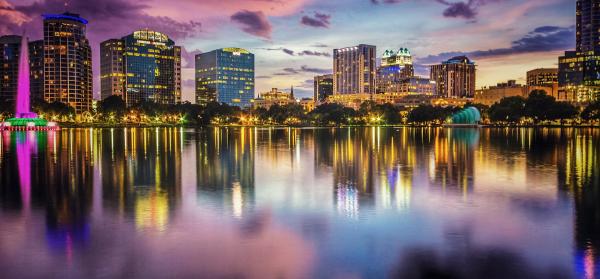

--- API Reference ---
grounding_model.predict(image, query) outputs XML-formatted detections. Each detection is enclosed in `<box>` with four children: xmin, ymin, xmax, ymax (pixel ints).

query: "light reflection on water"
<box><xmin>0</xmin><ymin>127</ymin><xmax>598</xmax><ymax>279</ymax></box>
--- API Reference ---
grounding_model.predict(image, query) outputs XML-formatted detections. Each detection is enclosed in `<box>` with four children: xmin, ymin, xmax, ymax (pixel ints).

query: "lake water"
<box><xmin>0</xmin><ymin>127</ymin><xmax>598</xmax><ymax>279</ymax></box>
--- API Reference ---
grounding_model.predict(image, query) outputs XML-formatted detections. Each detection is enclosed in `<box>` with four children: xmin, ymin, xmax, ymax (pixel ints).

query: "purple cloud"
<box><xmin>231</xmin><ymin>10</ymin><xmax>272</xmax><ymax>39</ymax></box>
<box><xmin>416</xmin><ymin>25</ymin><xmax>575</xmax><ymax>64</ymax></box>
<box><xmin>298</xmin><ymin>50</ymin><xmax>331</xmax><ymax>57</ymax></box>
<box><xmin>282</xmin><ymin>48</ymin><xmax>295</xmax><ymax>55</ymax></box>
<box><xmin>180</xmin><ymin>47</ymin><xmax>202</xmax><ymax>68</ymax></box>
<box><xmin>301</xmin><ymin>12</ymin><xmax>331</xmax><ymax>28</ymax></box>
<box><xmin>274</xmin><ymin>65</ymin><xmax>331</xmax><ymax>76</ymax></box>
<box><xmin>373</xmin><ymin>0</ymin><xmax>508</xmax><ymax>20</ymax></box>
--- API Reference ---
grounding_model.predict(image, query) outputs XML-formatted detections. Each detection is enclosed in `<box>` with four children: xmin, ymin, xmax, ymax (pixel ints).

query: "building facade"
<box><xmin>100</xmin><ymin>39</ymin><xmax>124</xmax><ymax>100</ymax></box>
<box><xmin>195</xmin><ymin>48</ymin><xmax>255</xmax><ymax>108</ymax></box>
<box><xmin>527</xmin><ymin>68</ymin><xmax>558</xmax><ymax>86</ymax></box>
<box><xmin>430</xmin><ymin>56</ymin><xmax>476</xmax><ymax>98</ymax></box>
<box><xmin>29</xmin><ymin>40</ymin><xmax>44</xmax><ymax>100</ymax></box>
<box><xmin>376</xmin><ymin>48</ymin><xmax>414</xmax><ymax>93</ymax></box>
<box><xmin>0</xmin><ymin>35</ymin><xmax>21</xmax><ymax>105</ymax></box>
<box><xmin>577</xmin><ymin>0</ymin><xmax>600</xmax><ymax>52</ymax></box>
<box><xmin>252</xmin><ymin>88</ymin><xmax>295</xmax><ymax>109</ymax></box>
<box><xmin>100</xmin><ymin>30</ymin><xmax>181</xmax><ymax>106</ymax></box>
<box><xmin>558</xmin><ymin>51</ymin><xmax>600</xmax><ymax>103</ymax></box>
<box><xmin>557</xmin><ymin>1</ymin><xmax>600</xmax><ymax>104</ymax></box>
<box><xmin>333</xmin><ymin>44</ymin><xmax>376</xmax><ymax>95</ymax></box>
<box><xmin>475</xmin><ymin>80</ymin><xmax>560</xmax><ymax>106</ymax></box>
<box><xmin>43</xmin><ymin>13</ymin><xmax>92</xmax><ymax>113</ymax></box>
<box><xmin>397</xmin><ymin>76</ymin><xmax>437</xmax><ymax>95</ymax></box>
<box><xmin>314</xmin><ymin>74</ymin><xmax>333</xmax><ymax>104</ymax></box>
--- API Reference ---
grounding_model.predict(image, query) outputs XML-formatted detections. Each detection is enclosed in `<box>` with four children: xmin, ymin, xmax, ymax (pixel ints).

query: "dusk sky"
<box><xmin>0</xmin><ymin>0</ymin><xmax>575</xmax><ymax>101</ymax></box>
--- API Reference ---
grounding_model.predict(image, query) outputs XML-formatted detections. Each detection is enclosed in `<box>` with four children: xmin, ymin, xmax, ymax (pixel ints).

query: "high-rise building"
<box><xmin>430</xmin><ymin>56</ymin><xmax>476</xmax><ymax>98</ymax></box>
<box><xmin>0</xmin><ymin>36</ymin><xmax>44</xmax><ymax>105</ymax></box>
<box><xmin>558</xmin><ymin>0</ymin><xmax>600</xmax><ymax>103</ymax></box>
<box><xmin>558</xmin><ymin>51</ymin><xmax>600</xmax><ymax>102</ymax></box>
<box><xmin>577</xmin><ymin>0</ymin><xmax>600</xmax><ymax>52</ymax></box>
<box><xmin>29</xmin><ymin>40</ymin><xmax>44</xmax><ymax>101</ymax></box>
<box><xmin>527</xmin><ymin>68</ymin><xmax>558</xmax><ymax>86</ymax></box>
<box><xmin>314</xmin><ymin>74</ymin><xmax>333</xmax><ymax>104</ymax></box>
<box><xmin>377</xmin><ymin>48</ymin><xmax>414</xmax><ymax>93</ymax></box>
<box><xmin>43</xmin><ymin>12</ymin><xmax>92</xmax><ymax>113</ymax></box>
<box><xmin>333</xmin><ymin>44</ymin><xmax>376</xmax><ymax>95</ymax></box>
<box><xmin>100</xmin><ymin>39</ymin><xmax>124</xmax><ymax>100</ymax></box>
<box><xmin>0</xmin><ymin>35</ymin><xmax>21</xmax><ymax>105</ymax></box>
<box><xmin>100</xmin><ymin>30</ymin><xmax>181</xmax><ymax>106</ymax></box>
<box><xmin>195</xmin><ymin>48</ymin><xmax>255</xmax><ymax>107</ymax></box>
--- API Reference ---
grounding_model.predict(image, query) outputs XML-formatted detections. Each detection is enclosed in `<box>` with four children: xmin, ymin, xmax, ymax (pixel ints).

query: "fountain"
<box><xmin>1</xmin><ymin>35</ymin><xmax>58</xmax><ymax>131</ymax></box>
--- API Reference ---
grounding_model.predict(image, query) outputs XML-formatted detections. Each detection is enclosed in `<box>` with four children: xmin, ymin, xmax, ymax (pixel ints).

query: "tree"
<box><xmin>582</xmin><ymin>101</ymin><xmax>600</xmax><ymax>121</ymax></box>
<box><xmin>310</xmin><ymin>103</ymin><xmax>358</xmax><ymax>125</ymax></box>
<box><xmin>488</xmin><ymin>96</ymin><xmax>526</xmax><ymax>123</ymax></box>
<box><xmin>524</xmin><ymin>90</ymin><xmax>557</xmax><ymax>122</ymax></box>
<box><xmin>547</xmin><ymin>102</ymin><xmax>579</xmax><ymax>121</ymax></box>
<box><xmin>407</xmin><ymin>105</ymin><xmax>453</xmax><ymax>124</ymax></box>
<box><xmin>98</xmin><ymin>95</ymin><xmax>127</xmax><ymax>121</ymax></box>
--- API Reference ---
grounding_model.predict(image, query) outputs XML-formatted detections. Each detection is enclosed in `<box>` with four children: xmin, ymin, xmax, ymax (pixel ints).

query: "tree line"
<box><xmin>1</xmin><ymin>91</ymin><xmax>599</xmax><ymax>126</ymax></box>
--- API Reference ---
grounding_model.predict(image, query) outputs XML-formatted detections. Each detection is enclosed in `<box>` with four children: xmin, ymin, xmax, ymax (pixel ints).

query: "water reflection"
<box><xmin>0</xmin><ymin>127</ymin><xmax>598</xmax><ymax>278</ymax></box>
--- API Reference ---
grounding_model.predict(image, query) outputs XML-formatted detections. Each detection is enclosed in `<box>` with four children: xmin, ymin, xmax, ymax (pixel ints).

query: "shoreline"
<box><xmin>44</xmin><ymin>123</ymin><xmax>600</xmax><ymax>129</ymax></box>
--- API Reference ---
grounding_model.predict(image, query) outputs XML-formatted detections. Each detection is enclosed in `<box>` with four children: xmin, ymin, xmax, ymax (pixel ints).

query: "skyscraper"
<box><xmin>100</xmin><ymin>30</ymin><xmax>181</xmax><ymax>105</ymax></box>
<box><xmin>576</xmin><ymin>0</ymin><xmax>600</xmax><ymax>52</ymax></box>
<box><xmin>29</xmin><ymin>40</ymin><xmax>44</xmax><ymax>101</ymax></box>
<box><xmin>558</xmin><ymin>0</ymin><xmax>600</xmax><ymax>103</ymax></box>
<box><xmin>430</xmin><ymin>56</ymin><xmax>476</xmax><ymax>98</ymax></box>
<box><xmin>314</xmin><ymin>74</ymin><xmax>333</xmax><ymax>104</ymax></box>
<box><xmin>0</xmin><ymin>36</ymin><xmax>44</xmax><ymax>105</ymax></box>
<box><xmin>0</xmin><ymin>35</ymin><xmax>21</xmax><ymax>105</ymax></box>
<box><xmin>195</xmin><ymin>48</ymin><xmax>255</xmax><ymax>108</ymax></box>
<box><xmin>376</xmin><ymin>48</ymin><xmax>415</xmax><ymax>93</ymax></box>
<box><xmin>333</xmin><ymin>44</ymin><xmax>376</xmax><ymax>95</ymax></box>
<box><xmin>100</xmin><ymin>39</ymin><xmax>124</xmax><ymax>100</ymax></box>
<box><xmin>43</xmin><ymin>12</ymin><xmax>92</xmax><ymax>113</ymax></box>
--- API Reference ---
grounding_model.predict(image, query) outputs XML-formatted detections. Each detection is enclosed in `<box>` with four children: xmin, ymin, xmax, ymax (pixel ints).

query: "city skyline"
<box><xmin>0</xmin><ymin>0</ymin><xmax>574</xmax><ymax>101</ymax></box>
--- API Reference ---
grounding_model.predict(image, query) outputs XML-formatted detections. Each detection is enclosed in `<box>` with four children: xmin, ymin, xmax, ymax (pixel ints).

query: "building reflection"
<box><xmin>430</xmin><ymin>128</ymin><xmax>478</xmax><ymax>194</ymax></box>
<box><xmin>314</xmin><ymin>128</ymin><xmax>427</xmax><ymax>216</ymax></box>
<box><xmin>196</xmin><ymin>127</ymin><xmax>255</xmax><ymax>218</ymax></box>
<box><xmin>555</xmin><ymin>128</ymin><xmax>600</xmax><ymax>278</ymax></box>
<box><xmin>98</xmin><ymin>128</ymin><xmax>182</xmax><ymax>231</ymax></box>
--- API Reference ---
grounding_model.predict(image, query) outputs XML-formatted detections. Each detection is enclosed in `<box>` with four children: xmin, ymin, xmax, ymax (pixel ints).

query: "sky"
<box><xmin>0</xmin><ymin>0</ymin><xmax>575</xmax><ymax>101</ymax></box>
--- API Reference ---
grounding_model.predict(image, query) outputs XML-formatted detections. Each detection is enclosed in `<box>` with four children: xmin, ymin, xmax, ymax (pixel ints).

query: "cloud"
<box><xmin>372</xmin><ymin>0</ymin><xmax>508</xmax><ymax>20</ymax></box>
<box><xmin>231</xmin><ymin>10</ymin><xmax>272</xmax><ymax>39</ymax></box>
<box><xmin>301</xmin><ymin>12</ymin><xmax>331</xmax><ymax>28</ymax></box>
<box><xmin>416</xmin><ymin>25</ymin><xmax>575</xmax><ymax>64</ymax></box>
<box><xmin>262</xmin><ymin>48</ymin><xmax>330</xmax><ymax>57</ymax></box>
<box><xmin>283</xmin><ymin>48</ymin><xmax>295</xmax><ymax>56</ymax></box>
<box><xmin>274</xmin><ymin>66</ymin><xmax>332</xmax><ymax>76</ymax></box>
<box><xmin>438</xmin><ymin>1</ymin><xmax>476</xmax><ymax>19</ymax></box>
<box><xmin>180</xmin><ymin>47</ymin><xmax>202</xmax><ymax>68</ymax></box>
<box><xmin>299</xmin><ymin>50</ymin><xmax>331</xmax><ymax>57</ymax></box>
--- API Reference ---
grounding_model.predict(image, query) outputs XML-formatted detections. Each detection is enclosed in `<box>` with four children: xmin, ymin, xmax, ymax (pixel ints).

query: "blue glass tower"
<box><xmin>100</xmin><ymin>29</ymin><xmax>182</xmax><ymax>106</ymax></box>
<box><xmin>195</xmin><ymin>48</ymin><xmax>255</xmax><ymax>108</ymax></box>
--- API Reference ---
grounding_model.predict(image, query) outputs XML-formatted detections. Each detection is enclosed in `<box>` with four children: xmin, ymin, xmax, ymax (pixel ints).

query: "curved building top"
<box><xmin>42</xmin><ymin>12</ymin><xmax>88</xmax><ymax>24</ymax></box>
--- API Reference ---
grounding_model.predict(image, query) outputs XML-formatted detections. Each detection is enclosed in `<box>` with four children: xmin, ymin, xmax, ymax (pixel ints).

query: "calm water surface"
<box><xmin>0</xmin><ymin>127</ymin><xmax>598</xmax><ymax>279</ymax></box>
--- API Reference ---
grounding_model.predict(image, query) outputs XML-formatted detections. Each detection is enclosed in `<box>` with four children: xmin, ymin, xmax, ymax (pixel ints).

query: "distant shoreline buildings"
<box><xmin>0</xmin><ymin>0</ymin><xmax>598</xmax><ymax>117</ymax></box>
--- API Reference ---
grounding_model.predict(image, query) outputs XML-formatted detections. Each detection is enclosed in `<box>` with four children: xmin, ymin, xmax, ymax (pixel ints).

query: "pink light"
<box><xmin>16</xmin><ymin>133</ymin><xmax>32</xmax><ymax>209</ymax></box>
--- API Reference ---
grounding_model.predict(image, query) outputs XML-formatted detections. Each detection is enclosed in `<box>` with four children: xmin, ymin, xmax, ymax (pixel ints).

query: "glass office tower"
<box><xmin>101</xmin><ymin>29</ymin><xmax>181</xmax><ymax>106</ymax></box>
<box><xmin>195</xmin><ymin>48</ymin><xmax>255</xmax><ymax>108</ymax></box>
